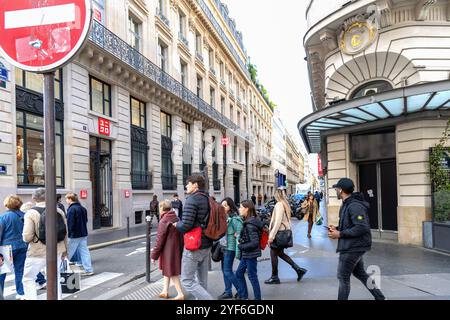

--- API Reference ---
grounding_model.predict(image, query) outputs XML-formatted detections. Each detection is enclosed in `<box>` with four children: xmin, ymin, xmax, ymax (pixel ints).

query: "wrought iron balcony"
<box><xmin>209</xmin><ymin>68</ymin><xmax>216</xmax><ymax>77</ymax></box>
<box><xmin>178</xmin><ymin>33</ymin><xmax>189</xmax><ymax>48</ymax></box>
<box><xmin>88</xmin><ymin>20</ymin><xmax>249</xmax><ymax>142</ymax></box>
<box><xmin>131</xmin><ymin>171</ymin><xmax>153</xmax><ymax>190</ymax></box>
<box><xmin>220</xmin><ymin>79</ymin><xmax>226</xmax><ymax>87</ymax></box>
<box><xmin>162</xmin><ymin>174</ymin><xmax>177</xmax><ymax>190</ymax></box>
<box><xmin>196</xmin><ymin>51</ymin><xmax>204</xmax><ymax>63</ymax></box>
<box><xmin>156</xmin><ymin>10</ymin><xmax>170</xmax><ymax>27</ymax></box>
<box><xmin>213</xmin><ymin>179</ymin><xmax>221</xmax><ymax>191</ymax></box>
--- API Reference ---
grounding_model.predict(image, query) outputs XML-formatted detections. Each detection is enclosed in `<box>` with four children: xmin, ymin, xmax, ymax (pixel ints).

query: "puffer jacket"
<box><xmin>238</xmin><ymin>216</ymin><xmax>263</xmax><ymax>259</ymax></box>
<box><xmin>336</xmin><ymin>193</ymin><xmax>372</xmax><ymax>253</ymax></box>
<box><xmin>226</xmin><ymin>213</ymin><xmax>243</xmax><ymax>258</ymax></box>
<box><xmin>175</xmin><ymin>190</ymin><xmax>212</xmax><ymax>250</ymax></box>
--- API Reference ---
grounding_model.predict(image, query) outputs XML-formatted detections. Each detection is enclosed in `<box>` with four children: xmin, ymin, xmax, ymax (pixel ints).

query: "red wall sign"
<box><xmin>318</xmin><ymin>155</ymin><xmax>323</xmax><ymax>177</ymax></box>
<box><xmin>0</xmin><ymin>0</ymin><xmax>92</xmax><ymax>72</ymax></box>
<box><xmin>124</xmin><ymin>190</ymin><xmax>130</xmax><ymax>198</ymax></box>
<box><xmin>221</xmin><ymin>137</ymin><xmax>230</xmax><ymax>146</ymax></box>
<box><xmin>80</xmin><ymin>190</ymin><xmax>87</xmax><ymax>199</ymax></box>
<box><xmin>98</xmin><ymin>118</ymin><xmax>110</xmax><ymax>136</ymax></box>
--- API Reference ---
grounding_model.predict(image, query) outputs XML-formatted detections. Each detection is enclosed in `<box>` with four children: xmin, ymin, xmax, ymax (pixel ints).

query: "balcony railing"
<box><xmin>131</xmin><ymin>171</ymin><xmax>153</xmax><ymax>190</ymax></box>
<box><xmin>162</xmin><ymin>174</ymin><xmax>177</xmax><ymax>190</ymax></box>
<box><xmin>196</xmin><ymin>52</ymin><xmax>204</xmax><ymax>63</ymax></box>
<box><xmin>178</xmin><ymin>32</ymin><xmax>189</xmax><ymax>47</ymax></box>
<box><xmin>220</xmin><ymin>79</ymin><xmax>226</xmax><ymax>87</ymax></box>
<box><xmin>213</xmin><ymin>179</ymin><xmax>221</xmax><ymax>191</ymax></box>
<box><xmin>209</xmin><ymin>68</ymin><xmax>216</xmax><ymax>77</ymax></box>
<box><xmin>156</xmin><ymin>10</ymin><xmax>170</xmax><ymax>27</ymax></box>
<box><xmin>89</xmin><ymin>20</ymin><xmax>249</xmax><ymax>142</ymax></box>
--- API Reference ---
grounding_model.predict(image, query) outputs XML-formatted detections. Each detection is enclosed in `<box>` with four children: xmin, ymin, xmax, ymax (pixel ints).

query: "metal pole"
<box><xmin>127</xmin><ymin>217</ymin><xmax>130</xmax><ymax>238</ymax></box>
<box><xmin>145</xmin><ymin>215</ymin><xmax>153</xmax><ymax>283</ymax></box>
<box><xmin>44</xmin><ymin>72</ymin><xmax>57</xmax><ymax>300</ymax></box>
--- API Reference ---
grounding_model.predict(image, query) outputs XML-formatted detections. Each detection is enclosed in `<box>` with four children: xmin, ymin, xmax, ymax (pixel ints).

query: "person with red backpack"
<box><xmin>217</xmin><ymin>197</ymin><xmax>243</xmax><ymax>300</ymax></box>
<box><xmin>174</xmin><ymin>173</ymin><xmax>213</xmax><ymax>300</ymax></box>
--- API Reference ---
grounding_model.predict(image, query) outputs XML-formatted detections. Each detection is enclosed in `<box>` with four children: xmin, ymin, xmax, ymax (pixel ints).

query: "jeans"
<box><xmin>221</xmin><ymin>250</ymin><xmax>240</xmax><ymax>295</ymax></box>
<box><xmin>181</xmin><ymin>248</ymin><xmax>213</xmax><ymax>300</ymax></box>
<box><xmin>0</xmin><ymin>247</ymin><xmax>27</xmax><ymax>296</ymax></box>
<box><xmin>68</xmin><ymin>237</ymin><xmax>93</xmax><ymax>272</ymax></box>
<box><xmin>337</xmin><ymin>251</ymin><xmax>385</xmax><ymax>300</ymax></box>
<box><xmin>70</xmin><ymin>249</ymin><xmax>81</xmax><ymax>264</ymax></box>
<box><xmin>23</xmin><ymin>256</ymin><xmax>63</xmax><ymax>300</ymax></box>
<box><xmin>236</xmin><ymin>258</ymin><xmax>261</xmax><ymax>300</ymax></box>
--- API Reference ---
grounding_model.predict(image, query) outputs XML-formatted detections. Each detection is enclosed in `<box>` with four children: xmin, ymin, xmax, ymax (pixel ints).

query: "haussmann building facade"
<box><xmin>299</xmin><ymin>0</ymin><xmax>450</xmax><ymax>251</ymax></box>
<box><xmin>0</xmin><ymin>0</ymin><xmax>275</xmax><ymax>234</ymax></box>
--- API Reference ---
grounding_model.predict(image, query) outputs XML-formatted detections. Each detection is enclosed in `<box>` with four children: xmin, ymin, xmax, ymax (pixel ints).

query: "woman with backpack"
<box><xmin>0</xmin><ymin>195</ymin><xmax>28</xmax><ymax>300</ymax></box>
<box><xmin>265</xmin><ymin>189</ymin><xmax>307</xmax><ymax>285</ymax></box>
<box><xmin>151</xmin><ymin>200</ymin><xmax>184</xmax><ymax>300</ymax></box>
<box><xmin>235</xmin><ymin>200</ymin><xmax>263</xmax><ymax>300</ymax></box>
<box><xmin>217</xmin><ymin>197</ymin><xmax>243</xmax><ymax>300</ymax></box>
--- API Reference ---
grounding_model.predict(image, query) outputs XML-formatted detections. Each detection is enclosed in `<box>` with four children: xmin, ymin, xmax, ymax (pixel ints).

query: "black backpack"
<box><xmin>32</xmin><ymin>207</ymin><xmax>67</xmax><ymax>244</ymax></box>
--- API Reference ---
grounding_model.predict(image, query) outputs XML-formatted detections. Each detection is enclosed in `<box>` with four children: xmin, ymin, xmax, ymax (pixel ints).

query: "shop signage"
<box><xmin>221</xmin><ymin>137</ymin><xmax>230</xmax><ymax>146</ymax></box>
<box><xmin>98</xmin><ymin>118</ymin><xmax>110</xmax><ymax>136</ymax></box>
<box><xmin>339</xmin><ymin>14</ymin><xmax>379</xmax><ymax>55</ymax></box>
<box><xmin>80</xmin><ymin>190</ymin><xmax>87</xmax><ymax>199</ymax></box>
<box><xmin>318</xmin><ymin>156</ymin><xmax>323</xmax><ymax>177</ymax></box>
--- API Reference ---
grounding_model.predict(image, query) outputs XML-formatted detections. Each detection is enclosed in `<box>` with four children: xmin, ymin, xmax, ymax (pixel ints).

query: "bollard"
<box><xmin>127</xmin><ymin>217</ymin><xmax>130</xmax><ymax>238</ymax></box>
<box><xmin>145</xmin><ymin>214</ymin><xmax>153</xmax><ymax>283</ymax></box>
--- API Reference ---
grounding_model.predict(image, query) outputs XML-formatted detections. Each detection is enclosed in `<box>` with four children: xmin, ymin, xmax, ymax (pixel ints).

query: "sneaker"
<box><xmin>82</xmin><ymin>271</ymin><xmax>95</xmax><ymax>276</ymax></box>
<box><xmin>36</xmin><ymin>282</ymin><xmax>47</xmax><ymax>290</ymax></box>
<box><xmin>15</xmin><ymin>294</ymin><xmax>26</xmax><ymax>300</ymax></box>
<box><xmin>264</xmin><ymin>276</ymin><xmax>280</xmax><ymax>284</ymax></box>
<box><xmin>217</xmin><ymin>292</ymin><xmax>233</xmax><ymax>300</ymax></box>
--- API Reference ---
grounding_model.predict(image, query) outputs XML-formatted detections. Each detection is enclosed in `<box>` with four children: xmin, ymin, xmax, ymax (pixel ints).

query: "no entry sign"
<box><xmin>0</xmin><ymin>0</ymin><xmax>92</xmax><ymax>72</ymax></box>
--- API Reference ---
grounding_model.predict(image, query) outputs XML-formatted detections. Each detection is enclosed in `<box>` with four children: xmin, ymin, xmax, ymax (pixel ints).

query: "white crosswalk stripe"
<box><xmin>3</xmin><ymin>271</ymin><xmax>123</xmax><ymax>300</ymax></box>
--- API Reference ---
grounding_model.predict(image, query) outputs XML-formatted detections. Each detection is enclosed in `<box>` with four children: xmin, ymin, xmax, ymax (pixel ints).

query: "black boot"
<box><xmin>264</xmin><ymin>276</ymin><xmax>280</xmax><ymax>284</ymax></box>
<box><xmin>293</xmin><ymin>266</ymin><xmax>307</xmax><ymax>282</ymax></box>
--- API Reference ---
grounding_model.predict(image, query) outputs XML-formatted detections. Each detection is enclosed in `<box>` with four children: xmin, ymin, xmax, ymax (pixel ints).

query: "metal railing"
<box><xmin>131</xmin><ymin>171</ymin><xmax>153</xmax><ymax>190</ymax></box>
<box><xmin>213</xmin><ymin>179</ymin><xmax>221</xmax><ymax>191</ymax></box>
<box><xmin>156</xmin><ymin>10</ymin><xmax>170</xmax><ymax>27</ymax></box>
<box><xmin>89</xmin><ymin>20</ymin><xmax>249</xmax><ymax>142</ymax></box>
<box><xmin>162</xmin><ymin>174</ymin><xmax>177</xmax><ymax>190</ymax></box>
<box><xmin>196</xmin><ymin>52</ymin><xmax>204</xmax><ymax>63</ymax></box>
<box><xmin>178</xmin><ymin>32</ymin><xmax>189</xmax><ymax>47</ymax></box>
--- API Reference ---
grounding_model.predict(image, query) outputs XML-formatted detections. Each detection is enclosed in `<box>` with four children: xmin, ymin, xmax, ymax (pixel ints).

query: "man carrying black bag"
<box><xmin>328</xmin><ymin>178</ymin><xmax>386</xmax><ymax>300</ymax></box>
<box><xmin>265</xmin><ymin>189</ymin><xmax>307</xmax><ymax>285</ymax></box>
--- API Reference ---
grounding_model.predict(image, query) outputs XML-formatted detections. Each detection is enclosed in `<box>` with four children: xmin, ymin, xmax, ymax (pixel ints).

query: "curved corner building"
<box><xmin>298</xmin><ymin>0</ymin><xmax>450</xmax><ymax>251</ymax></box>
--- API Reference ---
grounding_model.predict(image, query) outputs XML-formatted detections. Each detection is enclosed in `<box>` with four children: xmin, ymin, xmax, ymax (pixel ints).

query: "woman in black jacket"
<box><xmin>235</xmin><ymin>200</ymin><xmax>263</xmax><ymax>300</ymax></box>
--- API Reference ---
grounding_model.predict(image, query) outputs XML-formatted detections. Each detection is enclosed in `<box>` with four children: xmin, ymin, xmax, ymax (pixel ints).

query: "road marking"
<box><xmin>5</xmin><ymin>4</ymin><xmax>76</xmax><ymax>29</ymax></box>
<box><xmin>126</xmin><ymin>247</ymin><xmax>147</xmax><ymax>257</ymax></box>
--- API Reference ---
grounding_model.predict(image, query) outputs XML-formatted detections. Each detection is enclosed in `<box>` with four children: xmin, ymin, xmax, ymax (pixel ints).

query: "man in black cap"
<box><xmin>328</xmin><ymin>178</ymin><xmax>385</xmax><ymax>300</ymax></box>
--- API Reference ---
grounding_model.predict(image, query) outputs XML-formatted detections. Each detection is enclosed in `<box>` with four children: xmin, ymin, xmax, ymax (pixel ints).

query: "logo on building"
<box><xmin>339</xmin><ymin>13</ymin><xmax>379</xmax><ymax>55</ymax></box>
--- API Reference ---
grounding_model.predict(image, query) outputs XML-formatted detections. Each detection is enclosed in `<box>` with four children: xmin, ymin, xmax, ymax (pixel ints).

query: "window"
<box><xmin>210</xmin><ymin>87</ymin><xmax>215</xmax><ymax>108</ymax></box>
<box><xmin>90</xmin><ymin>76</ymin><xmax>111</xmax><ymax>116</ymax></box>
<box><xmin>351</xmin><ymin>81</ymin><xmax>393</xmax><ymax>99</ymax></box>
<box><xmin>221</xmin><ymin>96</ymin><xmax>225</xmax><ymax>115</ymax></box>
<box><xmin>158</xmin><ymin>40</ymin><xmax>168</xmax><ymax>72</ymax></box>
<box><xmin>16</xmin><ymin>111</ymin><xmax>63</xmax><ymax>186</ymax></box>
<box><xmin>160</xmin><ymin>111</ymin><xmax>172</xmax><ymax>138</ymax></box>
<box><xmin>220</xmin><ymin>61</ymin><xmax>224</xmax><ymax>80</ymax></box>
<box><xmin>230</xmin><ymin>105</ymin><xmax>234</xmax><ymax>122</ymax></box>
<box><xmin>93</xmin><ymin>0</ymin><xmax>105</xmax><ymax>23</ymax></box>
<box><xmin>237</xmin><ymin>111</ymin><xmax>241</xmax><ymax>127</ymax></box>
<box><xmin>195</xmin><ymin>31</ymin><xmax>202</xmax><ymax>55</ymax></box>
<box><xmin>130</xmin><ymin>97</ymin><xmax>149</xmax><ymax>189</ymax></box>
<box><xmin>180</xmin><ymin>60</ymin><xmax>188</xmax><ymax>86</ymax></box>
<box><xmin>15</xmin><ymin>69</ymin><xmax>62</xmax><ymax>100</ymax></box>
<box><xmin>179</xmin><ymin>10</ymin><xmax>186</xmax><ymax>37</ymax></box>
<box><xmin>128</xmin><ymin>14</ymin><xmax>141</xmax><ymax>52</ymax></box>
<box><xmin>196</xmin><ymin>75</ymin><xmax>203</xmax><ymax>98</ymax></box>
<box><xmin>131</xmin><ymin>97</ymin><xmax>146</xmax><ymax>128</ymax></box>
<box><xmin>182</xmin><ymin>122</ymin><xmax>192</xmax><ymax>187</ymax></box>
<box><xmin>244</xmin><ymin>116</ymin><xmax>247</xmax><ymax>131</ymax></box>
<box><xmin>158</xmin><ymin>0</ymin><xmax>165</xmax><ymax>15</ymax></box>
<box><xmin>209</xmin><ymin>48</ymin><xmax>214</xmax><ymax>70</ymax></box>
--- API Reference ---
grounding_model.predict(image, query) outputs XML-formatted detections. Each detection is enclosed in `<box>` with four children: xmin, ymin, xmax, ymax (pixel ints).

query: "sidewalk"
<box><xmin>103</xmin><ymin>200</ymin><xmax>450</xmax><ymax>300</ymax></box>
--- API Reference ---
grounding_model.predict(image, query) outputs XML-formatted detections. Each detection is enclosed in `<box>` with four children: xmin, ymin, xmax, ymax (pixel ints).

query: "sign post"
<box><xmin>0</xmin><ymin>0</ymin><xmax>92</xmax><ymax>300</ymax></box>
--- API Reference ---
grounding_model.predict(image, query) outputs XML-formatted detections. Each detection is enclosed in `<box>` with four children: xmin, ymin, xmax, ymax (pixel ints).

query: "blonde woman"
<box><xmin>151</xmin><ymin>200</ymin><xmax>184</xmax><ymax>300</ymax></box>
<box><xmin>302</xmin><ymin>193</ymin><xmax>320</xmax><ymax>238</ymax></box>
<box><xmin>265</xmin><ymin>189</ymin><xmax>307</xmax><ymax>285</ymax></box>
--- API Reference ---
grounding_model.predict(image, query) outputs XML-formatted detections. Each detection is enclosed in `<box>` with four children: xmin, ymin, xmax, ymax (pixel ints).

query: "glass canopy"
<box><xmin>298</xmin><ymin>81</ymin><xmax>450</xmax><ymax>153</ymax></box>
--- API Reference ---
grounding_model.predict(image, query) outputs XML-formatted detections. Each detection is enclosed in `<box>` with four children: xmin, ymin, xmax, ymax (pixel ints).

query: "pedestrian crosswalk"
<box><xmin>2</xmin><ymin>271</ymin><xmax>123</xmax><ymax>300</ymax></box>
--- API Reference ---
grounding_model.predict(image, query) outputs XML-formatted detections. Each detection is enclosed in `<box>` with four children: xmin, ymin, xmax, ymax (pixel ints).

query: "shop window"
<box><xmin>90</xmin><ymin>76</ymin><xmax>111</xmax><ymax>116</ymax></box>
<box><xmin>350</xmin><ymin>80</ymin><xmax>393</xmax><ymax>99</ymax></box>
<box><xmin>131</xmin><ymin>97</ymin><xmax>149</xmax><ymax>190</ymax></box>
<box><xmin>15</xmin><ymin>68</ymin><xmax>62</xmax><ymax>100</ymax></box>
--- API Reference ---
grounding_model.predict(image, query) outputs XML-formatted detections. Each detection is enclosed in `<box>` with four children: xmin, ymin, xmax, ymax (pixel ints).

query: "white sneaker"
<box><xmin>82</xmin><ymin>271</ymin><xmax>95</xmax><ymax>276</ymax></box>
<box><xmin>16</xmin><ymin>294</ymin><xmax>26</xmax><ymax>300</ymax></box>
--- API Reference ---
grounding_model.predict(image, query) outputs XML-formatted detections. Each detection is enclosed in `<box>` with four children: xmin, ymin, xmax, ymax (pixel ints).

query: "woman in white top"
<box><xmin>265</xmin><ymin>189</ymin><xmax>308</xmax><ymax>285</ymax></box>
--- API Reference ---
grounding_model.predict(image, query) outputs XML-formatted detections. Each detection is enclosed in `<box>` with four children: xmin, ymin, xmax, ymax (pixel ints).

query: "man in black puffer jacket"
<box><xmin>175</xmin><ymin>173</ymin><xmax>213</xmax><ymax>300</ymax></box>
<box><xmin>328</xmin><ymin>178</ymin><xmax>385</xmax><ymax>300</ymax></box>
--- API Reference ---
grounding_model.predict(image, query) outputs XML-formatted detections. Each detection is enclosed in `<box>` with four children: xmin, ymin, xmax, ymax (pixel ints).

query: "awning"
<box><xmin>298</xmin><ymin>80</ymin><xmax>450</xmax><ymax>154</ymax></box>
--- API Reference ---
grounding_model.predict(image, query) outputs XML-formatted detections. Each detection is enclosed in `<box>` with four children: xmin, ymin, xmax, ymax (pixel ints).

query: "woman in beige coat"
<box><xmin>302</xmin><ymin>193</ymin><xmax>320</xmax><ymax>238</ymax></box>
<box><xmin>265</xmin><ymin>189</ymin><xmax>308</xmax><ymax>285</ymax></box>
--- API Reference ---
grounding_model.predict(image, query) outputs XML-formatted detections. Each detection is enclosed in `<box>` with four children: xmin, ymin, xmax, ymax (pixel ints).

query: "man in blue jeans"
<box><xmin>66</xmin><ymin>193</ymin><xmax>94</xmax><ymax>276</ymax></box>
<box><xmin>328</xmin><ymin>178</ymin><xmax>385</xmax><ymax>300</ymax></box>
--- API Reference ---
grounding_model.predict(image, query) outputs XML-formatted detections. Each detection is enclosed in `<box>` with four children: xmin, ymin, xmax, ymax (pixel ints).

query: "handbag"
<box><xmin>184</xmin><ymin>226</ymin><xmax>202</xmax><ymax>251</ymax></box>
<box><xmin>272</xmin><ymin>202</ymin><xmax>293</xmax><ymax>249</ymax></box>
<box><xmin>0</xmin><ymin>245</ymin><xmax>13</xmax><ymax>275</ymax></box>
<box><xmin>211</xmin><ymin>241</ymin><xmax>224</xmax><ymax>262</ymax></box>
<box><xmin>60</xmin><ymin>259</ymin><xmax>80</xmax><ymax>294</ymax></box>
<box><xmin>316</xmin><ymin>215</ymin><xmax>323</xmax><ymax>226</ymax></box>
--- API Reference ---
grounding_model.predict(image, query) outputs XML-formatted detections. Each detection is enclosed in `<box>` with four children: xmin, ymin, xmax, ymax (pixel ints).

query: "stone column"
<box><xmin>172</xmin><ymin>115</ymin><xmax>185</xmax><ymax>197</ymax></box>
<box><xmin>149</xmin><ymin>104</ymin><xmax>162</xmax><ymax>194</ymax></box>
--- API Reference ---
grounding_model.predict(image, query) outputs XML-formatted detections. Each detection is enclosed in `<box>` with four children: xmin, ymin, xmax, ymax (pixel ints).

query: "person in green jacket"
<box><xmin>217</xmin><ymin>197</ymin><xmax>243</xmax><ymax>300</ymax></box>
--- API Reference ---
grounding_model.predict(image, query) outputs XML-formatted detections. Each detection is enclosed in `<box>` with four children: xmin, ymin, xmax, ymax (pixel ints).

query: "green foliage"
<box><xmin>247</xmin><ymin>60</ymin><xmax>276</xmax><ymax>111</ymax></box>
<box><xmin>430</xmin><ymin>119</ymin><xmax>450</xmax><ymax>223</ymax></box>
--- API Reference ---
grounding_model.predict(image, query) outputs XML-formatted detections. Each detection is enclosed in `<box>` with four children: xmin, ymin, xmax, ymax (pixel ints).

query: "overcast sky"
<box><xmin>223</xmin><ymin>0</ymin><xmax>313</xmax><ymax>154</ymax></box>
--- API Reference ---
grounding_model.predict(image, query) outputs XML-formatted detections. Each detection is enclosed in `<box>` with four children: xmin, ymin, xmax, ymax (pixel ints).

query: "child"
<box><xmin>151</xmin><ymin>200</ymin><xmax>184</xmax><ymax>300</ymax></box>
<box><xmin>235</xmin><ymin>200</ymin><xmax>263</xmax><ymax>300</ymax></box>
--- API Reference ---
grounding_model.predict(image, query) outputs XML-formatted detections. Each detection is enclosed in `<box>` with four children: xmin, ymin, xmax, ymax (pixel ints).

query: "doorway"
<box><xmin>90</xmin><ymin>137</ymin><xmax>113</xmax><ymax>230</ymax></box>
<box><xmin>358</xmin><ymin>160</ymin><xmax>398</xmax><ymax>238</ymax></box>
<box><xmin>233</xmin><ymin>170</ymin><xmax>240</xmax><ymax>205</ymax></box>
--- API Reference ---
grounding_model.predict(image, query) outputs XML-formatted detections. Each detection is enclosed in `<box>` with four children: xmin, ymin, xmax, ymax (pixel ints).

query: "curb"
<box><xmin>88</xmin><ymin>232</ymin><xmax>157</xmax><ymax>251</ymax></box>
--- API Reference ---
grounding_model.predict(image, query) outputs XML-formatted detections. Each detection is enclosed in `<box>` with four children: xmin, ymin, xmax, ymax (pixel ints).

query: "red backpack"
<box><xmin>199</xmin><ymin>193</ymin><xmax>227</xmax><ymax>241</ymax></box>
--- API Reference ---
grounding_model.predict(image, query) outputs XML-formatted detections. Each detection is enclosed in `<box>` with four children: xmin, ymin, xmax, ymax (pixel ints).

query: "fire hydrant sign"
<box><xmin>0</xmin><ymin>0</ymin><xmax>92</xmax><ymax>72</ymax></box>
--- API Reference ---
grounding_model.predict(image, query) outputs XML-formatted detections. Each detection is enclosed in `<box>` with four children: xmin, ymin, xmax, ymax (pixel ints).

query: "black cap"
<box><xmin>332</xmin><ymin>178</ymin><xmax>355</xmax><ymax>190</ymax></box>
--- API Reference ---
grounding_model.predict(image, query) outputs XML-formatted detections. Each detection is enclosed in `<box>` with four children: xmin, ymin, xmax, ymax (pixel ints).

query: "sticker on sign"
<box><xmin>0</xmin><ymin>0</ymin><xmax>92</xmax><ymax>72</ymax></box>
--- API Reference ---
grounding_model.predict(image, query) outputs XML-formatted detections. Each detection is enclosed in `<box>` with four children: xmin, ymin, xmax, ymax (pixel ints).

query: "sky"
<box><xmin>223</xmin><ymin>0</ymin><xmax>313</xmax><ymax>155</ymax></box>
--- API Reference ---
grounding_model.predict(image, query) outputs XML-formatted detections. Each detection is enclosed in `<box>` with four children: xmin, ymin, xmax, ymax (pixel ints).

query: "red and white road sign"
<box><xmin>0</xmin><ymin>0</ymin><xmax>92</xmax><ymax>72</ymax></box>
